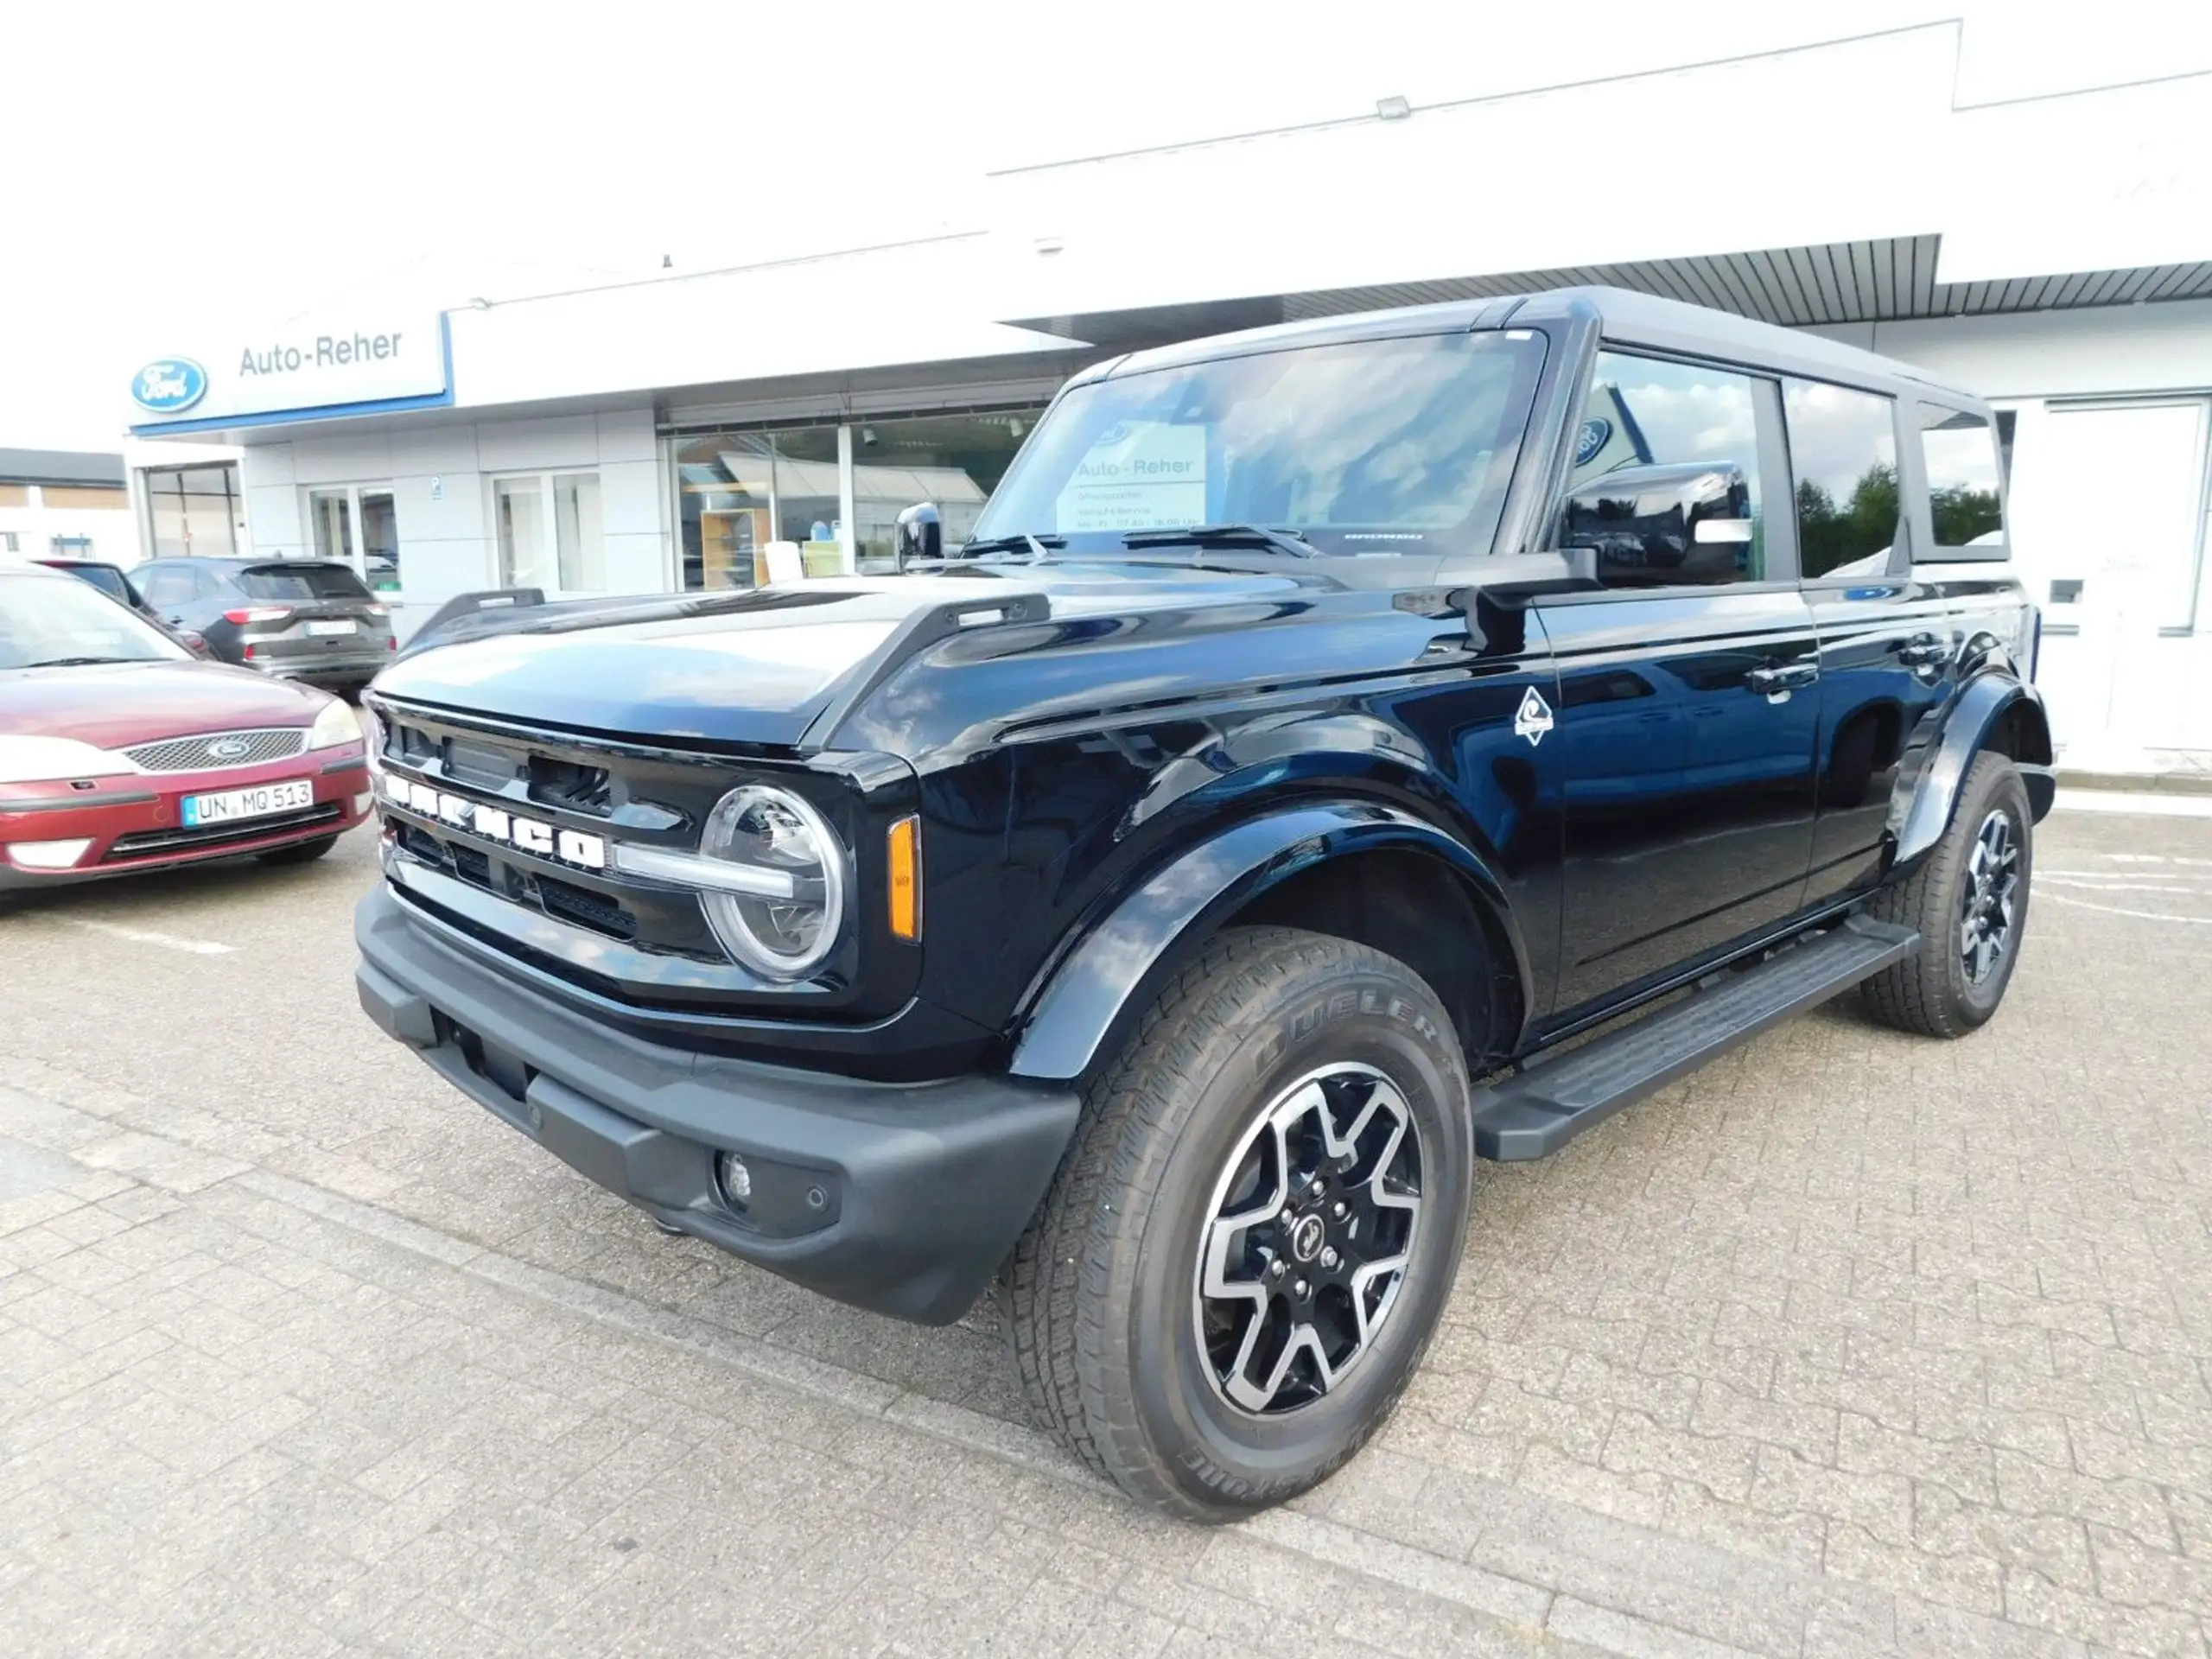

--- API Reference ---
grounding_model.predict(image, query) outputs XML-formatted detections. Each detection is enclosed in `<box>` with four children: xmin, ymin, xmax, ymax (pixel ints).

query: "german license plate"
<box><xmin>306</xmin><ymin>620</ymin><xmax>355</xmax><ymax>636</ymax></box>
<box><xmin>181</xmin><ymin>779</ymin><xmax>315</xmax><ymax>827</ymax></box>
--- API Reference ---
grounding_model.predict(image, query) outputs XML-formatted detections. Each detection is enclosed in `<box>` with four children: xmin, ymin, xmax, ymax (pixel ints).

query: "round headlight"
<box><xmin>697</xmin><ymin>785</ymin><xmax>847</xmax><ymax>981</ymax></box>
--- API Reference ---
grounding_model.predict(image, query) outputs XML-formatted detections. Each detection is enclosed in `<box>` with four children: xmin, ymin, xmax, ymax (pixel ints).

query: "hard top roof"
<box><xmin>1089</xmin><ymin>285</ymin><xmax>1984</xmax><ymax>407</ymax></box>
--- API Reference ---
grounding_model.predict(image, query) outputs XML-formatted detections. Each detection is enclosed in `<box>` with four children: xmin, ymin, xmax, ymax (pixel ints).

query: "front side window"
<box><xmin>973</xmin><ymin>331</ymin><xmax>1548</xmax><ymax>561</ymax></box>
<box><xmin>1918</xmin><ymin>404</ymin><xmax>2004</xmax><ymax>549</ymax></box>
<box><xmin>1785</xmin><ymin>379</ymin><xmax>1899</xmax><ymax>579</ymax></box>
<box><xmin>1567</xmin><ymin>351</ymin><xmax>1771</xmax><ymax>587</ymax></box>
<box><xmin>0</xmin><ymin>575</ymin><xmax>190</xmax><ymax>670</ymax></box>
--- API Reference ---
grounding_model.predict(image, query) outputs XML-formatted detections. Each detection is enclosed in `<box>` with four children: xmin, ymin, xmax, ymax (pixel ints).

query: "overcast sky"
<box><xmin>3</xmin><ymin>0</ymin><xmax>2201</xmax><ymax>450</ymax></box>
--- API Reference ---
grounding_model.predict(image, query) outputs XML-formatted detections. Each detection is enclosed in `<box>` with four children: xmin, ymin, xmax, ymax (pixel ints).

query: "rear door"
<box><xmin>1798</xmin><ymin>386</ymin><xmax>1973</xmax><ymax>901</ymax></box>
<box><xmin>1537</xmin><ymin>350</ymin><xmax>1821</xmax><ymax>1018</ymax></box>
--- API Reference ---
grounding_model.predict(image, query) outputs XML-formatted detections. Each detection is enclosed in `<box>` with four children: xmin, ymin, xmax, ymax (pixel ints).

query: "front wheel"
<box><xmin>1001</xmin><ymin>926</ymin><xmax>1474</xmax><ymax>1520</ymax></box>
<box><xmin>1861</xmin><ymin>750</ymin><xmax>2033</xmax><ymax>1037</ymax></box>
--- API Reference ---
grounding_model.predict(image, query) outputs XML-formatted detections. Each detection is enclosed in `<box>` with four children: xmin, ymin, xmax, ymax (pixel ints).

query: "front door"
<box><xmin>1538</xmin><ymin>349</ymin><xmax>1821</xmax><ymax>1018</ymax></box>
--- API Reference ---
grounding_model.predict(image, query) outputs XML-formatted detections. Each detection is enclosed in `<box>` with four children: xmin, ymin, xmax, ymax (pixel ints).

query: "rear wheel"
<box><xmin>1861</xmin><ymin>750</ymin><xmax>2032</xmax><ymax>1037</ymax></box>
<box><xmin>1001</xmin><ymin>925</ymin><xmax>1474</xmax><ymax>1520</ymax></box>
<box><xmin>256</xmin><ymin>835</ymin><xmax>339</xmax><ymax>867</ymax></box>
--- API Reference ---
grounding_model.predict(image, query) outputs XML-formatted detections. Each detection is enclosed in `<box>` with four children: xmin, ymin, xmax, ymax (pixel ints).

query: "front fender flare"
<box><xmin>1891</xmin><ymin>673</ymin><xmax>2055</xmax><ymax>867</ymax></box>
<box><xmin>1006</xmin><ymin>802</ymin><xmax>1527</xmax><ymax>1084</ymax></box>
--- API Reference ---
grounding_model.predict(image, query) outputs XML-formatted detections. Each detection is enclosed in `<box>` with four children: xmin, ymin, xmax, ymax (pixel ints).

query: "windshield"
<box><xmin>971</xmin><ymin>329</ymin><xmax>1547</xmax><ymax>562</ymax></box>
<box><xmin>0</xmin><ymin>575</ymin><xmax>192</xmax><ymax>670</ymax></box>
<box><xmin>238</xmin><ymin>563</ymin><xmax>372</xmax><ymax>601</ymax></box>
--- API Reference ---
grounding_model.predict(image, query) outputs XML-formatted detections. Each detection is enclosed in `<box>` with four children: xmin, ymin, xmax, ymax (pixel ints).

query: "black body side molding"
<box><xmin>1471</xmin><ymin>917</ymin><xmax>1918</xmax><ymax>1160</ymax></box>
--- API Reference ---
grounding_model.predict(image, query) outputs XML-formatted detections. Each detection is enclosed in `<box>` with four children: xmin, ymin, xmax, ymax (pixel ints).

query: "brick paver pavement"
<box><xmin>2</xmin><ymin>804</ymin><xmax>2208</xmax><ymax>1656</ymax></box>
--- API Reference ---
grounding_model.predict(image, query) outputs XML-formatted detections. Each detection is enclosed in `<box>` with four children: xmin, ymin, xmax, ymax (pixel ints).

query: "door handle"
<box><xmin>1747</xmin><ymin>663</ymin><xmax>1818</xmax><ymax>695</ymax></box>
<box><xmin>1897</xmin><ymin>633</ymin><xmax>1949</xmax><ymax>668</ymax></box>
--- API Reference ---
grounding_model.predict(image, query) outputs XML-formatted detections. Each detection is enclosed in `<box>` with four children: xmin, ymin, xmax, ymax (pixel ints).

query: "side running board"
<box><xmin>1471</xmin><ymin>917</ymin><xmax>1918</xmax><ymax>1160</ymax></box>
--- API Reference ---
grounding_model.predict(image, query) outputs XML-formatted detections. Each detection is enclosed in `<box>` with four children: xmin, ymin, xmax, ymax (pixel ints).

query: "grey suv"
<box><xmin>133</xmin><ymin>557</ymin><xmax>396</xmax><ymax>694</ymax></box>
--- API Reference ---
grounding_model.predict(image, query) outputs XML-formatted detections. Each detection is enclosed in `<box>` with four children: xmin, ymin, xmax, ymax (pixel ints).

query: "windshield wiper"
<box><xmin>957</xmin><ymin>533</ymin><xmax>1066</xmax><ymax>559</ymax></box>
<box><xmin>1120</xmin><ymin>524</ymin><xmax>1315</xmax><ymax>558</ymax></box>
<box><xmin>19</xmin><ymin>656</ymin><xmax>148</xmax><ymax>669</ymax></box>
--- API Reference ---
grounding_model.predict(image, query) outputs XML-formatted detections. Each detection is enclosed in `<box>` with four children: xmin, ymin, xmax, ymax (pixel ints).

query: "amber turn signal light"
<box><xmin>887</xmin><ymin>816</ymin><xmax>922</xmax><ymax>940</ymax></box>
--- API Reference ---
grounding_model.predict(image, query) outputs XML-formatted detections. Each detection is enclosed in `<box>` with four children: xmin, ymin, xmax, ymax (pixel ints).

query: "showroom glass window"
<box><xmin>849</xmin><ymin>412</ymin><xmax>1039</xmax><ymax>571</ymax></box>
<box><xmin>1918</xmin><ymin>404</ymin><xmax>2004</xmax><ymax>549</ymax></box>
<box><xmin>1572</xmin><ymin>350</ymin><xmax>1771</xmax><ymax>583</ymax></box>
<box><xmin>497</xmin><ymin>473</ymin><xmax>604</xmax><ymax>593</ymax></box>
<box><xmin>671</xmin><ymin>412</ymin><xmax>1045</xmax><ymax>590</ymax></box>
<box><xmin>143</xmin><ymin>464</ymin><xmax>243</xmax><ymax>559</ymax></box>
<box><xmin>674</xmin><ymin>428</ymin><xmax>840</xmax><ymax>591</ymax></box>
<box><xmin>1784</xmin><ymin>379</ymin><xmax>1900</xmax><ymax>578</ymax></box>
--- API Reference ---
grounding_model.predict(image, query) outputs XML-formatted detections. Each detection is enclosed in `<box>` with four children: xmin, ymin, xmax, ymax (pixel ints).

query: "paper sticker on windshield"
<box><xmin>1515</xmin><ymin>686</ymin><xmax>1554</xmax><ymax>747</ymax></box>
<box><xmin>1053</xmin><ymin>420</ymin><xmax>1206</xmax><ymax>532</ymax></box>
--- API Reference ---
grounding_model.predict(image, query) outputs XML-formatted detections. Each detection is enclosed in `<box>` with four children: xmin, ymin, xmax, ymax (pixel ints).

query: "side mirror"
<box><xmin>893</xmin><ymin>502</ymin><xmax>943</xmax><ymax>571</ymax></box>
<box><xmin>1560</xmin><ymin>461</ymin><xmax>1755</xmax><ymax>586</ymax></box>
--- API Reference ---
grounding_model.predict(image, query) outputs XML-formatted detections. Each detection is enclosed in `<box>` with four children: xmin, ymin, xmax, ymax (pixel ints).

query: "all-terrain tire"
<box><xmin>1860</xmin><ymin>750</ymin><xmax>2033</xmax><ymax>1037</ymax></box>
<box><xmin>1000</xmin><ymin>925</ymin><xmax>1474</xmax><ymax>1521</ymax></box>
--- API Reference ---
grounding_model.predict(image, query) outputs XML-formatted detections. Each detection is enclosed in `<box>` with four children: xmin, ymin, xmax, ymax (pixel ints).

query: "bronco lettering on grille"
<box><xmin>380</xmin><ymin>773</ymin><xmax>607</xmax><ymax>870</ymax></box>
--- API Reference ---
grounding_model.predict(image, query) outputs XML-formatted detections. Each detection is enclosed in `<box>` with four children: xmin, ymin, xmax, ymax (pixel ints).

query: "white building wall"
<box><xmin>0</xmin><ymin>488</ymin><xmax>136</xmax><ymax>565</ymax></box>
<box><xmin>236</xmin><ymin>404</ymin><xmax>666</xmax><ymax>640</ymax></box>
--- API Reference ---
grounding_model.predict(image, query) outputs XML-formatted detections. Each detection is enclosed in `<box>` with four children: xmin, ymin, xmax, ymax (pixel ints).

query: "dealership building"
<box><xmin>127</xmin><ymin>21</ymin><xmax>2212</xmax><ymax>776</ymax></box>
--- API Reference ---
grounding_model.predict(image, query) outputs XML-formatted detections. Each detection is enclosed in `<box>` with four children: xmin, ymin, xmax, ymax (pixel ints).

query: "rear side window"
<box><xmin>1784</xmin><ymin>380</ymin><xmax>1898</xmax><ymax>579</ymax></box>
<box><xmin>237</xmin><ymin>563</ymin><xmax>372</xmax><ymax>601</ymax></box>
<box><xmin>1918</xmin><ymin>404</ymin><xmax>2004</xmax><ymax>549</ymax></box>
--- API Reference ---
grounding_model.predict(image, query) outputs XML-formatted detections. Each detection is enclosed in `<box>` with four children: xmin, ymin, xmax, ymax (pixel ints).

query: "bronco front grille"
<box><xmin>124</xmin><ymin>728</ymin><xmax>308</xmax><ymax>772</ymax></box>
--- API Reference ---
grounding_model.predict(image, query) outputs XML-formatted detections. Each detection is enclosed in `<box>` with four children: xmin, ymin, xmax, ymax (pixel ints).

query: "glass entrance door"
<box><xmin>307</xmin><ymin>485</ymin><xmax>402</xmax><ymax>594</ymax></box>
<box><xmin>308</xmin><ymin>489</ymin><xmax>355</xmax><ymax>568</ymax></box>
<box><xmin>359</xmin><ymin>489</ymin><xmax>398</xmax><ymax>593</ymax></box>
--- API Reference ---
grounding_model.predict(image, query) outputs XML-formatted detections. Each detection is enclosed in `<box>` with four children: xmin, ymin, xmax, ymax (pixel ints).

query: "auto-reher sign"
<box><xmin>128</xmin><ymin>312</ymin><xmax>449</xmax><ymax>429</ymax></box>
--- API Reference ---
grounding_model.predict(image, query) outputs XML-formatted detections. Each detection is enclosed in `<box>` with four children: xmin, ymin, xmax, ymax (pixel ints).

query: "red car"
<box><xmin>0</xmin><ymin>563</ymin><xmax>372</xmax><ymax>889</ymax></box>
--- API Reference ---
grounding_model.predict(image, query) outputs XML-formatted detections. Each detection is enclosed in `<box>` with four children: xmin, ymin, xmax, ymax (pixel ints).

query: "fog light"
<box><xmin>6</xmin><ymin>838</ymin><xmax>93</xmax><ymax>871</ymax></box>
<box><xmin>717</xmin><ymin>1152</ymin><xmax>752</xmax><ymax>1206</ymax></box>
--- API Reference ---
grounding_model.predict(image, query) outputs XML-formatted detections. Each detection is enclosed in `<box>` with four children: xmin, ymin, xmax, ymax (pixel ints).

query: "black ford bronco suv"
<box><xmin>355</xmin><ymin>288</ymin><xmax>2051</xmax><ymax>1520</ymax></box>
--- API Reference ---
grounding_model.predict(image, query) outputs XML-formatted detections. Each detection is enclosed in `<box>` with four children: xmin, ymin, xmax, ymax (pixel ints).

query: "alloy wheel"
<box><xmin>1959</xmin><ymin>807</ymin><xmax>2021</xmax><ymax>984</ymax></box>
<box><xmin>1193</xmin><ymin>1063</ymin><xmax>1423</xmax><ymax>1414</ymax></box>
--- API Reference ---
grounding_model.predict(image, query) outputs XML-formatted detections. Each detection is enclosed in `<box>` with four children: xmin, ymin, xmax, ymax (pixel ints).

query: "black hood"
<box><xmin>371</xmin><ymin>565</ymin><xmax>1340</xmax><ymax>749</ymax></box>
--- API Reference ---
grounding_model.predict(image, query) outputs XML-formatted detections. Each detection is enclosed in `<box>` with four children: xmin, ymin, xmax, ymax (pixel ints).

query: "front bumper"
<box><xmin>0</xmin><ymin>749</ymin><xmax>372</xmax><ymax>888</ymax></box>
<box><xmin>354</xmin><ymin>884</ymin><xmax>1080</xmax><ymax>1325</ymax></box>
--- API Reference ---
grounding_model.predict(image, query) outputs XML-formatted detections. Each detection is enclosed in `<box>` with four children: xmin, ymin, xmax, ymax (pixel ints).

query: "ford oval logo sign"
<box><xmin>208</xmin><ymin>738</ymin><xmax>251</xmax><ymax>760</ymax></box>
<box><xmin>1574</xmin><ymin>416</ymin><xmax>1612</xmax><ymax>467</ymax></box>
<box><xmin>132</xmin><ymin>359</ymin><xmax>208</xmax><ymax>415</ymax></box>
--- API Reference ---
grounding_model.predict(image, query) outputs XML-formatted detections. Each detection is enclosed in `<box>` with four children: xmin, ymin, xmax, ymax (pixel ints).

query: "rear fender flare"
<box><xmin>1891</xmin><ymin>672</ymin><xmax>2055</xmax><ymax>866</ymax></box>
<box><xmin>1006</xmin><ymin>802</ymin><xmax>1527</xmax><ymax>1084</ymax></box>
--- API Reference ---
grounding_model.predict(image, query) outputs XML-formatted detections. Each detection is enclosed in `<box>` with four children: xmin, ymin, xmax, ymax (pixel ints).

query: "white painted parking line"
<box><xmin>59</xmin><ymin>918</ymin><xmax>237</xmax><ymax>956</ymax></box>
<box><xmin>2051</xmin><ymin>789</ymin><xmax>2212</xmax><ymax>818</ymax></box>
<box><xmin>2043</xmin><ymin>892</ymin><xmax>2212</xmax><ymax>925</ymax></box>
